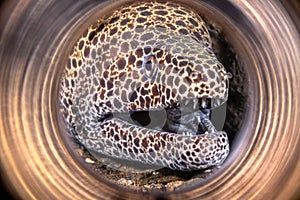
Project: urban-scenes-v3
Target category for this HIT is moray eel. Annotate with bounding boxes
[60,1,231,170]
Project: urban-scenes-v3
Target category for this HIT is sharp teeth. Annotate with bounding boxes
[196,115,201,123]
[201,100,207,108]
[182,132,194,136]
[184,100,189,106]
[193,99,197,110]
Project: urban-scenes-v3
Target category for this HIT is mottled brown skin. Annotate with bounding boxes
[60,2,230,170]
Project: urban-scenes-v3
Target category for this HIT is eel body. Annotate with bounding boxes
[60,1,230,170]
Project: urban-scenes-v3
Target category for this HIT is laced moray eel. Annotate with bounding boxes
[60,1,231,170]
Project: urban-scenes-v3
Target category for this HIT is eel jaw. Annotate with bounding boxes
[113,97,225,136]
[165,97,221,136]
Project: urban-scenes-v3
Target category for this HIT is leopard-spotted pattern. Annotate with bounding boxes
[60,1,230,170]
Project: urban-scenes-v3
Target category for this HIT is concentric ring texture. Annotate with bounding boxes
[0,0,299,199]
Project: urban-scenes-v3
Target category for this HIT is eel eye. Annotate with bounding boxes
[142,55,158,79]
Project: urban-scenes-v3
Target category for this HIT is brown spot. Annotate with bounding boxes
[64,79,69,87]
[107,80,113,90]
[139,96,145,107]
[156,50,163,58]
[167,24,176,30]
[88,31,96,41]
[110,27,118,36]
[145,96,151,107]
[78,40,84,50]
[133,147,139,154]
[154,10,168,15]
[144,47,151,54]
[93,93,97,102]
[152,85,159,96]
[166,54,171,63]
[100,89,105,99]
[63,98,69,108]
[149,136,154,142]
[100,34,105,42]
[174,9,186,15]
[129,91,138,102]
[154,143,160,151]
[100,79,105,87]
[156,17,166,23]
[194,31,202,41]
[107,90,113,97]
[140,87,148,96]
[142,138,148,148]
[97,23,105,32]
[72,58,77,68]
[141,11,152,16]
[186,66,193,74]
[172,58,178,66]
[120,19,130,26]
[134,138,140,147]
[121,8,130,13]
[137,17,147,23]
[114,134,120,141]
[122,142,128,148]
[117,57,126,69]
[154,5,165,9]
[109,16,119,24]
[84,47,90,58]
[166,88,171,99]
[135,48,143,58]
[137,6,148,11]
[188,18,199,26]
[128,54,136,65]
[179,61,188,67]
[103,71,109,78]
[82,29,88,38]
[176,20,185,26]
[181,154,187,161]
[179,29,188,35]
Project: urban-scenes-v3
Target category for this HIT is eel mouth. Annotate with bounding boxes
[114,97,225,136]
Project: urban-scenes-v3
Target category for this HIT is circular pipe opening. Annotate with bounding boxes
[55,0,247,193]
[1,0,299,199]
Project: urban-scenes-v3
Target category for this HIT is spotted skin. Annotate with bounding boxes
[60,2,230,170]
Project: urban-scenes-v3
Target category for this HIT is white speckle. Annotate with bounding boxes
[85,157,95,164]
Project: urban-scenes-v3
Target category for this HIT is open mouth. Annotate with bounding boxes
[114,97,225,136]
